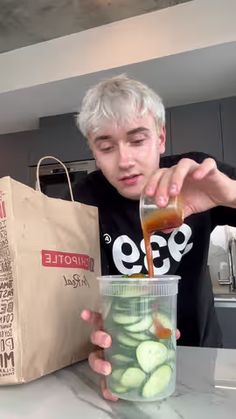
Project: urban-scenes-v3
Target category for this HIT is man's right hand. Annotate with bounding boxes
[80,309,119,401]
[81,309,181,401]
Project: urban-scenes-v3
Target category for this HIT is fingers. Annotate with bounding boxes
[166,158,198,198]
[145,168,170,205]
[82,310,117,401]
[192,157,217,180]
[176,329,181,340]
[170,157,217,188]
[91,330,112,348]
[81,309,112,348]
[144,161,196,206]
[101,378,119,402]
[145,157,217,206]
[88,349,112,375]
[153,170,174,207]
[81,309,103,329]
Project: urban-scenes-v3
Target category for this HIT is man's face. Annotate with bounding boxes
[88,113,166,200]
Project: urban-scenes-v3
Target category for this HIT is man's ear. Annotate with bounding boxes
[159,125,166,155]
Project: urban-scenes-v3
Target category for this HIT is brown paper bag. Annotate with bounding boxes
[0,157,101,384]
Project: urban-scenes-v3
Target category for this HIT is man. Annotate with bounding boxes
[72,74,236,400]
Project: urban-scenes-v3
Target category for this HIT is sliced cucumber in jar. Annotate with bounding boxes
[112,312,141,325]
[111,368,125,382]
[120,367,146,388]
[113,298,155,315]
[117,332,140,348]
[109,382,129,394]
[111,353,134,365]
[168,349,176,361]
[126,331,151,341]
[115,343,136,356]
[124,315,153,332]
[136,341,168,373]
[142,364,172,398]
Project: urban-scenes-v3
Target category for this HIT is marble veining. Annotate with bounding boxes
[0,346,236,418]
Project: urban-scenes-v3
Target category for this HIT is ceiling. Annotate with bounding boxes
[0,0,236,135]
[0,0,191,53]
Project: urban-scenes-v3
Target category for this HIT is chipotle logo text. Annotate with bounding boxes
[41,250,94,272]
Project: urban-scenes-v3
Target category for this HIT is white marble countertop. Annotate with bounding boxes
[0,346,236,419]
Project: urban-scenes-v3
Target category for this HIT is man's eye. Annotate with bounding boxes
[131,139,144,145]
[100,146,113,153]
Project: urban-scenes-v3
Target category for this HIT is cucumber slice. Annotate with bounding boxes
[126,331,150,341]
[136,341,168,373]
[109,382,128,394]
[116,343,135,356]
[111,353,134,365]
[113,301,152,315]
[111,368,125,382]
[117,332,140,347]
[112,312,141,325]
[120,296,156,305]
[168,349,175,361]
[142,365,172,398]
[113,303,129,312]
[120,367,146,388]
[168,360,175,371]
[124,315,153,332]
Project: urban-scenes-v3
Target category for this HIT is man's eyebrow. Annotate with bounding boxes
[94,135,112,143]
[127,127,149,135]
[93,127,149,142]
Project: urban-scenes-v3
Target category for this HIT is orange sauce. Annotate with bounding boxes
[141,198,183,339]
[153,317,172,339]
[142,203,183,277]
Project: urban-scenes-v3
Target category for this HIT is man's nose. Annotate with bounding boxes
[118,144,134,168]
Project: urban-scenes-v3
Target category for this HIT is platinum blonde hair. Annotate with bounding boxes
[77,74,165,137]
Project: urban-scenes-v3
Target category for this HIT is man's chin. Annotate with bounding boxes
[116,187,141,201]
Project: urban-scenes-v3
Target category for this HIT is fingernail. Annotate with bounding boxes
[102,363,111,375]
[157,196,167,206]
[102,335,111,348]
[170,184,178,194]
[81,310,89,320]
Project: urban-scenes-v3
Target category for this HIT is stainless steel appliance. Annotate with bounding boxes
[29,159,96,199]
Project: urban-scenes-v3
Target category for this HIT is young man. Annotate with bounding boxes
[73,74,236,400]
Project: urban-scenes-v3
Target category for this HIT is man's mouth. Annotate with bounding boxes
[119,174,141,186]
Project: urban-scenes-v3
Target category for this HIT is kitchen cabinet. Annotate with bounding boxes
[220,97,236,167]
[29,113,93,165]
[0,129,38,185]
[169,101,223,160]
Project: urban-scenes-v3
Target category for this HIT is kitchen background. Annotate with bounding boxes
[0,0,236,347]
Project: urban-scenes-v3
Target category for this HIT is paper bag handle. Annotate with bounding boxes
[36,156,74,201]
